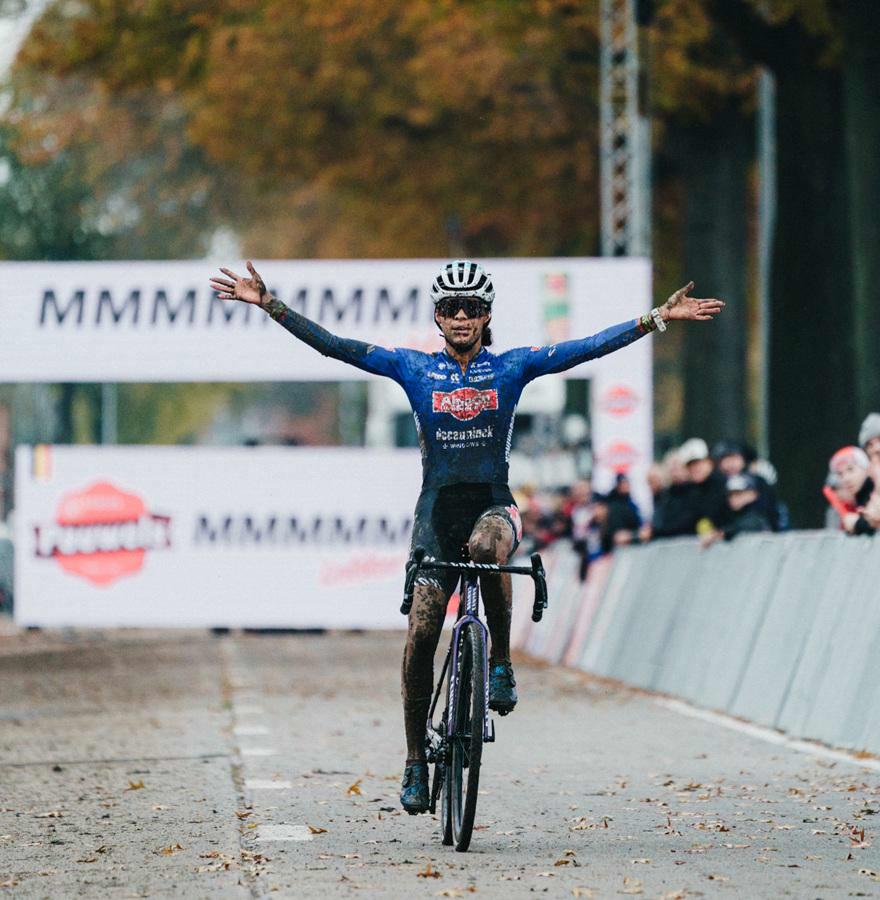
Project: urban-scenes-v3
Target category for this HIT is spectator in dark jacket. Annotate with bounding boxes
[680,438,729,533]
[651,450,698,538]
[602,474,642,552]
[701,474,771,546]
[713,440,782,530]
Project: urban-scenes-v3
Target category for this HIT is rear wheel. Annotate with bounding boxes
[443,621,486,852]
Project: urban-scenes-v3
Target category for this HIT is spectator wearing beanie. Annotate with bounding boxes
[827,446,876,536]
[712,440,782,531]
[701,474,771,546]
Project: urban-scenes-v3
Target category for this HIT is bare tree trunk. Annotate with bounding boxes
[769,56,854,526]
[677,102,751,447]
[843,3,880,418]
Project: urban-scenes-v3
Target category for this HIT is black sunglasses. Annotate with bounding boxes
[435,297,490,319]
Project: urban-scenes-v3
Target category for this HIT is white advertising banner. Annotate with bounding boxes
[0,257,653,497]
[14,445,423,628]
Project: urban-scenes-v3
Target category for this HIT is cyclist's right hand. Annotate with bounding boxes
[209,261,269,307]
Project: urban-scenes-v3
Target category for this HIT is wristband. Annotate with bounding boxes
[264,298,286,321]
[650,307,667,332]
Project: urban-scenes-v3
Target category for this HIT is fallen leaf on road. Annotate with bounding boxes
[76,857,98,863]
[537,872,555,877]
[0,879,18,888]
[235,810,252,819]
[417,862,441,879]
[572,889,596,898]
[308,825,328,834]
[435,890,464,898]
[631,859,651,864]
[157,843,185,856]
[708,874,729,882]
[347,779,363,796]
[620,876,643,894]
[34,811,63,818]
[125,780,145,791]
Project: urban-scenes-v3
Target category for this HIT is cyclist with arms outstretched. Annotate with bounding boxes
[210,260,724,814]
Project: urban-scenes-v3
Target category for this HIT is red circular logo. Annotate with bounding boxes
[599,441,639,474]
[601,384,639,417]
[34,482,171,586]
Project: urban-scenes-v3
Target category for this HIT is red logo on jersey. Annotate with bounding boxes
[33,482,171,586]
[432,388,499,422]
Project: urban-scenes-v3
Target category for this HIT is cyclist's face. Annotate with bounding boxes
[435,297,491,352]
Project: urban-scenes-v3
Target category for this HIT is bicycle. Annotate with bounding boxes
[400,546,548,851]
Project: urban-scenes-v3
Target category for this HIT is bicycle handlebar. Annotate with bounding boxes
[400,546,549,623]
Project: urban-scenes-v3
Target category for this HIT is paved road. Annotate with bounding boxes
[1,630,878,898]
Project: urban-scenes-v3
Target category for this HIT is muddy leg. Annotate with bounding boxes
[468,516,514,664]
[400,582,448,761]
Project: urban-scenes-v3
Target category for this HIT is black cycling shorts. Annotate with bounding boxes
[410,482,523,596]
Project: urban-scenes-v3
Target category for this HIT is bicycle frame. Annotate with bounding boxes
[445,573,493,743]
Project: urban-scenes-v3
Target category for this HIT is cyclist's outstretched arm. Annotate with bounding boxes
[520,282,724,381]
[210,261,402,380]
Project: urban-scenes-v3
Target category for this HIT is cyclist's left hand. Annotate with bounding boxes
[661,282,725,322]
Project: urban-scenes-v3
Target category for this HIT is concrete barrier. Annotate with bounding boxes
[513,532,880,754]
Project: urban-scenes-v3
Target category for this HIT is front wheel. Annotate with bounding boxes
[443,621,486,852]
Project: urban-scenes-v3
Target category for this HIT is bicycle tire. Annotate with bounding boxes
[444,620,486,852]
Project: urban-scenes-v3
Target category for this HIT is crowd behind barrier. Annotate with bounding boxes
[513,411,880,578]
[511,529,880,754]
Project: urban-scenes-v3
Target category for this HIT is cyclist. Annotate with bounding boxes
[209,259,724,814]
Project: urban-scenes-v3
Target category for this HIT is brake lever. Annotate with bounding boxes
[400,546,426,616]
[530,552,548,623]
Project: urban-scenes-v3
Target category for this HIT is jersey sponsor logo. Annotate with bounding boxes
[32,482,172,586]
[601,384,639,417]
[435,426,494,442]
[469,373,494,384]
[432,388,499,421]
[427,371,447,380]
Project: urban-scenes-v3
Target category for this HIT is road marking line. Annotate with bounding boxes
[256,825,312,842]
[240,747,277,757]
[245,779,293,790]
[656,697,880,773]
[234,725,270,736]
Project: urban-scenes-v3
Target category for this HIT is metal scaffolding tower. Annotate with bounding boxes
[600,0,651,257]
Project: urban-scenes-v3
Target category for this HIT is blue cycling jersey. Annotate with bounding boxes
[265,299,651,490]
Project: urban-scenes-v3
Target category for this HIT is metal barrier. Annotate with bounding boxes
[514,533,880,753]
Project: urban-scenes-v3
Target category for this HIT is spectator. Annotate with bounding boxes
[679,437,729,534]
[859,413,880,488]
[564,480,603,580]
[701,473,772,546]
[827,446,876,536]
[651,450,698,538]
[713,440,783,531]
[602,473,642,551]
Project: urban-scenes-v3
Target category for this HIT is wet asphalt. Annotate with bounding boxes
[0,629,879,899]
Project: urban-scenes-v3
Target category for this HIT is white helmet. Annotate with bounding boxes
[430,259,495,306]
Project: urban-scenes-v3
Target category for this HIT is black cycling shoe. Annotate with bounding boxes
[400,761,430,815]
[488,661,518,715]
